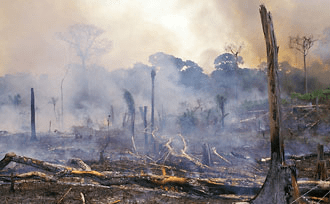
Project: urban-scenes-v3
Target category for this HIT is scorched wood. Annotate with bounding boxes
[251,5,301,204]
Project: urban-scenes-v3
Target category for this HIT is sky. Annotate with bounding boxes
[1,0,330,76]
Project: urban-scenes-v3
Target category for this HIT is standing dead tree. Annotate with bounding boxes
[289,34,315,94]
[97,129,123,164]
[123,90,136,152]
[150,69,156,154]
[215,94,228,128]
[139,106,148,153]
[30,88,37,141]
[252,5,302,204]
[49,97,58,122]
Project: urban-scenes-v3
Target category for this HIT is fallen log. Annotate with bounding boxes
[0,172,58,183]
[0,152,76,173]
[211,147,231,164]
[0,152,261,197]
[163,135,210,170]
[68,158,91,171]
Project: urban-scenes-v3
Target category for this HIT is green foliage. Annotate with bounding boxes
[239,99,268,111]
[281,99,290,105]
[291,89,329,101]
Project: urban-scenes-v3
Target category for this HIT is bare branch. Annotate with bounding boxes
[289,35,316,56]
[225,43,244,58]
[56,24,112,66]
[288,34,316,93]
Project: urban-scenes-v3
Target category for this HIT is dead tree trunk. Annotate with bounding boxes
[111,105,114,125]
[202,143,212,166]
[31,88,37,141]
[252,5,299,204]
[143,106,148,153]
[260,7,283,165]
[151,69,156,154]
[316,96,319,118]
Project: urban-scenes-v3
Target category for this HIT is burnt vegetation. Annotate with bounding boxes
[3,10,330,204]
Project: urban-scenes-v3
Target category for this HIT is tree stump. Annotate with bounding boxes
[316,160,327,180]
[251,155,297,204]
[316,144,327,180]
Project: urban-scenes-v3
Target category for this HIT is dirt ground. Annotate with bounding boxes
[0,181,242,204]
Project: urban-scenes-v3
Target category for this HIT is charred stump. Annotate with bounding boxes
[316,144,327,180]
[251,5,299,204]
[10,172,15,193]
[124,90,136,151]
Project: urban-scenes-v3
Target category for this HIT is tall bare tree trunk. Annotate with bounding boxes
[252,5,299,204]
[111,105,114,125]
[143,106,148,153]
[31,88,37,141]
[304,53,307,94]
[259,5,283,166]
[61,78,64,131]
[151,69,156,153]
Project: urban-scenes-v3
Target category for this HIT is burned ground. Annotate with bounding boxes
[0,104,330,203]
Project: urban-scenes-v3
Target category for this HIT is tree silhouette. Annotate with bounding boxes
[225,43,244,99]
[57,24,112,69]
[214,53,242,72]
[289,35,316,93]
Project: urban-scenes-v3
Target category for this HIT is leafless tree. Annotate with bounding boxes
[225,43,244,63]
[225,43,244,99]
[289,35,316,93]
[49,97,58,121]
[57,24,111,130]
[57,24,112,69]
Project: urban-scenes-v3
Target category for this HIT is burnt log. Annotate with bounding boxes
[68,158,91,171]
[0,152,260,197]
[0,171,57,183]
[0,152,77,173]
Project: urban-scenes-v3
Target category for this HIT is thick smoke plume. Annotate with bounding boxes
[2,1,330,76]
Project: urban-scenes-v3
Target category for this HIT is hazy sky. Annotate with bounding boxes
[1,0,330,76]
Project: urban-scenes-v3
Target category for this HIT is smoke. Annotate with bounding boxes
[0,0,88,76]
[180,0,330,71]
[2,1,330,161]
[2,1,330,76]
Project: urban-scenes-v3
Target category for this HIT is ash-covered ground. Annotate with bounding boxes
[0,104,329,203]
